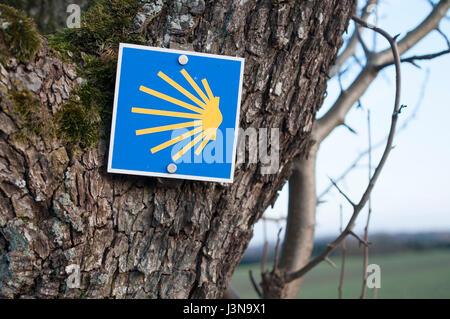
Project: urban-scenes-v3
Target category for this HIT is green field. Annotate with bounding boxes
[231,249,450,299]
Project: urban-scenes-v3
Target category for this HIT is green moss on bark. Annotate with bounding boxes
[48,0,145,149]
[10,88,51,139]
[55,85,100,148]
[49,0,143,57]
[0,4,41,62]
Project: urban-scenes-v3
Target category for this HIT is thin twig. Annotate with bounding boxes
[328,177,356,207]
[372,0,379,50]
[249,270,263,298]
[338,204,347,299]
[342,122,358,135]
[318,69,429,202]
[436,28,450,47]
[361,109,373,299]
[272,228,283,274]
[378,48,450,69]
[356,22,372,59]
[286,15,402,283]
[318,154,366,202]
[329,0,379,78]
[315,1,449,143]
[324,257,337,269]
[349,230,370,247]
[353,54,364,68]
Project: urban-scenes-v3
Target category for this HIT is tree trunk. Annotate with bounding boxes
[0,0,353,299]
[278,143,318,298]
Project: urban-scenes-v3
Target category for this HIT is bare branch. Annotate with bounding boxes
[338,205,347,299]
[329,0,379,78]
[318,69,429,202]
[356,22,373,59]
[337,66,350,91]
[324,257,337,269]
[361,110,373,299]
[372,1,379,50]
[348,15,402,220]
[349,230,370,247]
[378,48,450,69]
[342,122,358,135]
[328,177,357,207]
[318,154,365,202]
[286,16,403,283]
[426,0,438,7]
[272,228,283,274]
[353,54,365,68]
[313,0,449,143]
[376,0,450,65]
[403,48,450,62]
[436,28,450,47]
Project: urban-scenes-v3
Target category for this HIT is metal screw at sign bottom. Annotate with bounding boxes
[167,163,177,174]
[178,55,188,65]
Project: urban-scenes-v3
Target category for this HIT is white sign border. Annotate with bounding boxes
[107,43,245,183]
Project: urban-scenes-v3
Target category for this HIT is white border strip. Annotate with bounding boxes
[107,43,245,183]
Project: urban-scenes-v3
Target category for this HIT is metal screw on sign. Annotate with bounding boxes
[178,55,188,65]
[167,163,177,174]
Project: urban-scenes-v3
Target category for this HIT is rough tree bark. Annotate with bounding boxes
[0,0,354,298]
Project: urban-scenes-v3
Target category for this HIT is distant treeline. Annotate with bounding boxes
[241,231,450,265]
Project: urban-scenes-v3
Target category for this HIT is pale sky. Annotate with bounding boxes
[251,0,450,246]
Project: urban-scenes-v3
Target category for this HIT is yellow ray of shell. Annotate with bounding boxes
[194,130,215,155]
[172,130,207,161]
[135,120,202,136]
[158,71,207,109]
[139,85,204,114]
[132,107,203,120]
[180,69,210,105]
[201,79,215,101]
[151,126,203,154]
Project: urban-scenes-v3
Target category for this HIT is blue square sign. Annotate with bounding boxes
[107,43,245,183]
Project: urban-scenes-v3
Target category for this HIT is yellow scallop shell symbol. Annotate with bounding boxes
[132,68,222,161]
